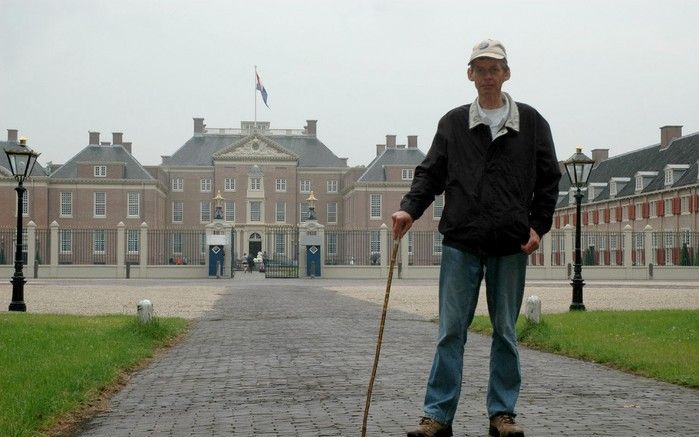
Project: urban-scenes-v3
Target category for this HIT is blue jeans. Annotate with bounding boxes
[423,244,527,423]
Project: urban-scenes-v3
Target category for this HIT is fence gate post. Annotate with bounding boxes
[623,224,633,278]
[139,222,148,278]
[542,231,552,279]
[643,225,654,274]
[50,221,59,277]
[400,232,410,279]
[117,222,125,278]
[564,224,574,279]
[26,221,36,278]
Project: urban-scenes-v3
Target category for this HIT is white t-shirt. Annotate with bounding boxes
[477,97,509,140]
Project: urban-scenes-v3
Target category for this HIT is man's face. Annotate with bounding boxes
[467,58,510,96]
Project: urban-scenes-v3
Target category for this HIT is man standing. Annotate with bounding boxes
[392,39,561,437]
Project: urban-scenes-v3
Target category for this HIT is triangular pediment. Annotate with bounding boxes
[213,133,298,161]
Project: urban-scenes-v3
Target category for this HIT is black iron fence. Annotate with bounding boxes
[408,230,442,266]
[57,229,117,265]
[324,230,382,266]
[264,226,299,278]
[147,229,206,266]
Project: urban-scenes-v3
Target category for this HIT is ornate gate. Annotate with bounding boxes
[264,226,299,278]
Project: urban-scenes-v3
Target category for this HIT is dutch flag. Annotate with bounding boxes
[256,71,270,109]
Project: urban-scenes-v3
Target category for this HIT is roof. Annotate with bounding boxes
[50,144,154,180]
[357,147,426,182]
[557,132,699,208]
[165,132,348,168]
[0,140,48,177]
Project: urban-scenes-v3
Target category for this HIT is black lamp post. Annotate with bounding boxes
[563,146,594,311]
[5,137,40,312]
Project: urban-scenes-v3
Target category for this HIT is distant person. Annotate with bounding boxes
[246,253,255,273]
[393,39,561,437]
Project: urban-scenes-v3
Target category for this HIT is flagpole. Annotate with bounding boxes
[254,66,257,128]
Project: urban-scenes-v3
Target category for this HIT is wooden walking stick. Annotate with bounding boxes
[361,237,401,437]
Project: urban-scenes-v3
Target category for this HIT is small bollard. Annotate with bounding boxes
[525,295,541,324]
[137,299,153,324]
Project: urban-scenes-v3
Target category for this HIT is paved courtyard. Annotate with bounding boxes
[47,277,698,436]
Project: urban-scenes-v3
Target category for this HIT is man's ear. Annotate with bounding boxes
[467,67,475,82]
[504,68,511,81]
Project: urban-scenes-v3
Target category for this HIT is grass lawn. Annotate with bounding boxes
[469,310,698,388]
[0,314,189,437]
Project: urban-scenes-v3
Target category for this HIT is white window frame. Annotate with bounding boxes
[622,206,629,221]
[300,202,310,223]
[650,200,657,218]
[664,233,674,265]
[250,177,262,191]
[274,232,286,256]
[635,176,643,192]
[635,204,643,220]
[20,190,29,217]
[172,233,183,254]
[433,231,443,255]
[93,230,106,255]
[250,201,262,222]
[200,201,211,222]
[327,233,337,256]
[370,230,381,254]
[94,192,106,218]
[172,201,183,223]
[94,165,106,177]
[127,229,139,254]
[276,201,286,223]
[200,178,212,192]
[300,180,311,193]
[127,192,140,218]
[327,180,338,193]
[681,196,690,214]
[664,199,672,216]
[225,201,235,222]
[609,180,617,197]
[60,229,72,254]
[60,192,73,218]
[276,178,287,192]
[172,177,183,191]
[664,169,673,186]
[401,168,414,180]
[370,194,382,219]
[224,178,235,191]
[433,194,444,219]
[327,202,337,224]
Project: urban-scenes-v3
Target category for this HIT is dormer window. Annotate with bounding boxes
[94,165,106,177]
[401,169,414,180]
[634,171,658,192]
[608,177,630,198]
[664,168,673,185]
[635,176,643,191]
[663,164,690,186]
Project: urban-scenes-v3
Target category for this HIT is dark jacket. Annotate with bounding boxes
[400,99,561,256]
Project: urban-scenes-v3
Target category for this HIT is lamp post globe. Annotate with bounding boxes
[563,146,595,311]
[5,137,40,312]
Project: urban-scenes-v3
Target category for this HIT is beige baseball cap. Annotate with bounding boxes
[469,39,507,64]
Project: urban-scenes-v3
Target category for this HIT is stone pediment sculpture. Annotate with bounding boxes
[213,134,298,161]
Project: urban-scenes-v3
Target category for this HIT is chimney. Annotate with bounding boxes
[304,119,318,136]
[407,135,418,148]
[591,148,609,163]
[386,134,396,149]
[193,117,205,134]
[112,132,123,145]
[376,144,386,156]
[122,141,132,154]
[89,131,100,145]
[7,129,18,142]
[660,125,682,150]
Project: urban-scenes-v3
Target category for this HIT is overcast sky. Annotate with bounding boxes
[2,0,698,169]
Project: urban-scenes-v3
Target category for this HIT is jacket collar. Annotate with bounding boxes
[468,92,520,133]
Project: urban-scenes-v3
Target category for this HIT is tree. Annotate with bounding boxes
[679,243,691,266]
